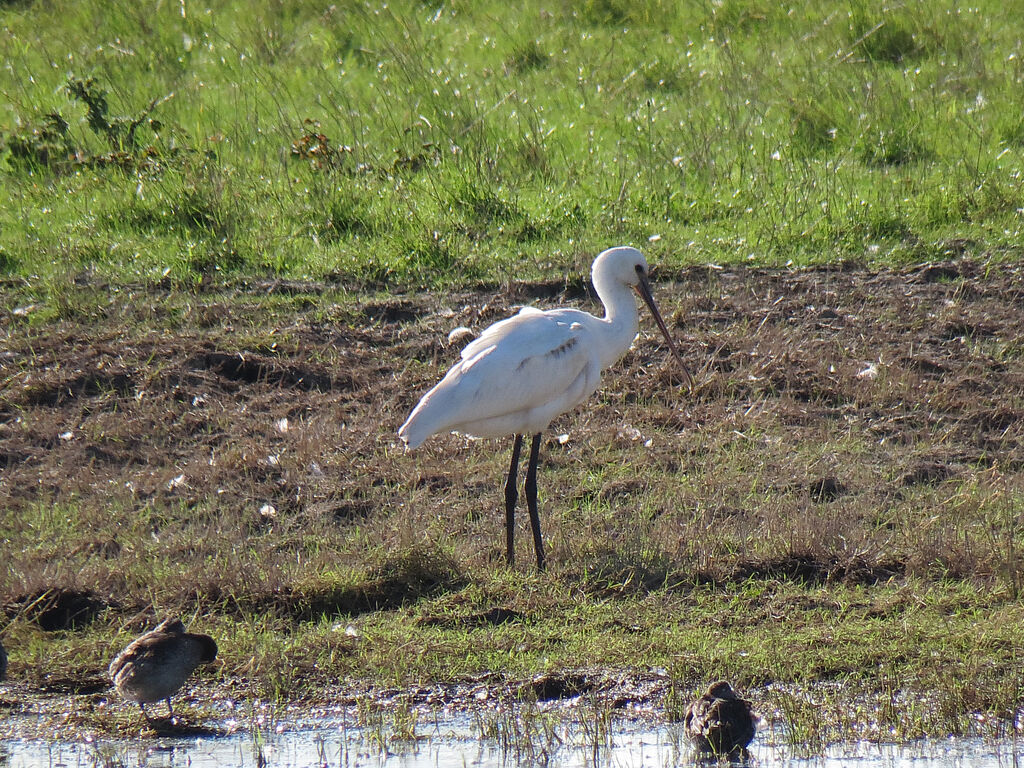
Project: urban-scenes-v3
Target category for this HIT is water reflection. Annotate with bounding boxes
[3,716,1022,768]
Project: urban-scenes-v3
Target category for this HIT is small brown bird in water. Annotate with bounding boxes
[108,617,217,720]
[683,681,757,757]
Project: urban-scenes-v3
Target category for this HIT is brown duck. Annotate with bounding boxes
[109,617,217,719]
[683,681,757,757]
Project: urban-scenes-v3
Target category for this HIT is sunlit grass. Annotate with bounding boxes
[1,0,1022,305]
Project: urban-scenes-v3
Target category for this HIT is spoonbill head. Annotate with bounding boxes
[398,246,691,569]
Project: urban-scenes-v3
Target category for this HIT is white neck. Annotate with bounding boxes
[593,272,640,370]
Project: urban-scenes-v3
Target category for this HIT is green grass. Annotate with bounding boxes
[2,0,1024,745]
[2,0,1023,306]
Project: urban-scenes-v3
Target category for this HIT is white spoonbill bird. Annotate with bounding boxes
[398,246,692,570]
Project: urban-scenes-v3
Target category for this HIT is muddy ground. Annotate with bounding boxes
[1,257,1023,736]
[2,258,1021,544]
[0,665,677,739]
[4,259,1021,512]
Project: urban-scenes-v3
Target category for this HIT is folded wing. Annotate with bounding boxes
[399,308,597,447]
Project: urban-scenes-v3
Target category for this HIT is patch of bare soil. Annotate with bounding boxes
[1,259,1021,579]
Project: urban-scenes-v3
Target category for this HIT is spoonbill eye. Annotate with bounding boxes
[634,264,645,275]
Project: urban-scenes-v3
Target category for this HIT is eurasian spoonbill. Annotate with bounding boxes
[398,246,691,570]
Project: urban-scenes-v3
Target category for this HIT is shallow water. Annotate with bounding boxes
[3,715,1022,768]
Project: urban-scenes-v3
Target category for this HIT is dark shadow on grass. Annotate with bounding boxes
[253,545,466,621]
[5,588,113,631]
[21,371,135,407]
[186,350,339,392]
[719,553,905,587]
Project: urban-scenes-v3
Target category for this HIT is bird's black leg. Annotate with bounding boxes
[166,697,175,718]
[139,702,151,721]
[504,434,523,566]
[524,433,545,571]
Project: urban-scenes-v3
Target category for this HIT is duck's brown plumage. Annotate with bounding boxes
[683,681,757,757]
[109,618,217,718]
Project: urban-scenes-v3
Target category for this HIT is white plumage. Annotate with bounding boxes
[400,307,600,447]
[399,246,690,569]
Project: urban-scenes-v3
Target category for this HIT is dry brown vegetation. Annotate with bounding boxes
[2,259,1022,611]
[0,259,1023,734]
